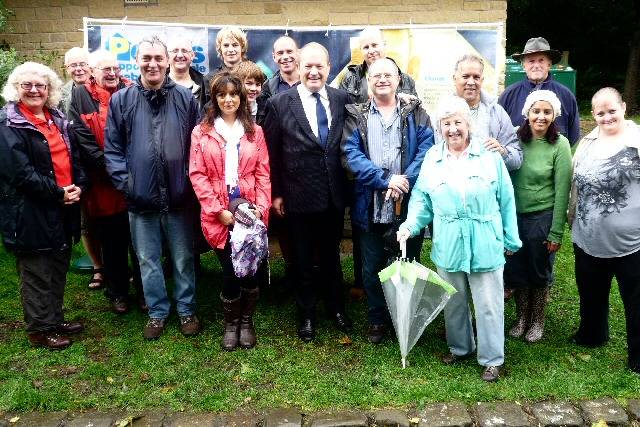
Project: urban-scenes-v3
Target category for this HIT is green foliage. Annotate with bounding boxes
[0,48,20,105]
[0,0,12,33]
[0,229,638,412]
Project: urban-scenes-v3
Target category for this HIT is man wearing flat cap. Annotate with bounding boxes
[498,37,580,145]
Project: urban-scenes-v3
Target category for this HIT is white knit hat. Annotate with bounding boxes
[521,89,562,120]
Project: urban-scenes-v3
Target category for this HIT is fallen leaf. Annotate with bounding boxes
[106,376,115,384]
[243,396,252,403]
[161,386,175,393]
[9,416,19,423]
[577,353,591,362]
[592,420,608,427]
[240,363,252,374]
[338,335,353,346]
[409,417,420,424]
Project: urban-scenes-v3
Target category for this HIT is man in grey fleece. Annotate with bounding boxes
[452,53,522,172]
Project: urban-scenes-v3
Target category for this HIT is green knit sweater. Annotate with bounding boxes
[510,134,572,243]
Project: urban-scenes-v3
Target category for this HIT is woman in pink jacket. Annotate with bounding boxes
[189,72,271,351]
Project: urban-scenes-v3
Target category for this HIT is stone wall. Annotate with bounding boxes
[0,0,506,76]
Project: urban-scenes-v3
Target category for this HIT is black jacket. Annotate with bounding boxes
[263,85,349,214]
[167,66,208,114]
[104,77,200,213]
[339,57,417,104]
[0,102,87,253]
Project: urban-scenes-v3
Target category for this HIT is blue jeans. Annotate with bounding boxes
[438,267,505,367]
[129,210,196,319]
[360,223,423,325]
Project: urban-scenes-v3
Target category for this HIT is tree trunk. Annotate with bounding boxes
[623,28,640,113]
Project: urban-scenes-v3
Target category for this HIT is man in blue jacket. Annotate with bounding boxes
[341,58,434,343]
[104,36,201,340]
[498,37,580,145]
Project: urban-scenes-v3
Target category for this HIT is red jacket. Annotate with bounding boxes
[69,78,132,217]
[189,123,271,249]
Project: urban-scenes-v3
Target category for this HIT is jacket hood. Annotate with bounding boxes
[347,56,404,77]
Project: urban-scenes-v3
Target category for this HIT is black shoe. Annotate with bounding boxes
[333,312,353,333]
[297,318,315,342]
[442,352,474,364]
[367,324,385,344]
[481,365,502,382]
[569,333,607,348]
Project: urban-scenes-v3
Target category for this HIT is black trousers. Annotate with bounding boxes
[574,244,640,368]
[17,249,71,333]
[288,208,345,319]
[94,211,141,300]
[215,238,259,300]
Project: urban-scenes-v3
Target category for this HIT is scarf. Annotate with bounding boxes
[214,116,245,194]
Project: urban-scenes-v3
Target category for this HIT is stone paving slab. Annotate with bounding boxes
[131,411,166,427]
[579,398,629,426]
[263,408,303,427]
[630,400,640,421]
[418,402,472,427]
[164,412,218,426]
[475,402,531,427]
[530,401,583,427]
[211,412,260,426]
[371,409,410,427]
[3,411,67,427]
[65,412,118,427]
[308,411,368,427]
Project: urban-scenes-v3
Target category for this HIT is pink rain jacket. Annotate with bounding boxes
[189,123,271,249]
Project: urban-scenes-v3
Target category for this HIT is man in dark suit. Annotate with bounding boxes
[263,42,352,342]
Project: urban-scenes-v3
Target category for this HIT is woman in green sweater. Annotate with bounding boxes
[504,90,572,342]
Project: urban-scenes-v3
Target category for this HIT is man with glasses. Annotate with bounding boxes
[60,47,90,114]
[68,50,143,316]
[167,37,207,112]
[104,36,201,340]
[341,58,434,343]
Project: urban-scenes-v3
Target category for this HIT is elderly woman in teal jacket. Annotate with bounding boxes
[398,96,521,382]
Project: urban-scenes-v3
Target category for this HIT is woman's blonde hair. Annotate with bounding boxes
[1,61,64,109]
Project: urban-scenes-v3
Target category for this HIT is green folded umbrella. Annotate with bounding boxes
[378,244,456,368]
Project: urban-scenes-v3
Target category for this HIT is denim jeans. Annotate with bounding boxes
[438,267,505,367]
[129,210,196,319]
[360,223,423,325]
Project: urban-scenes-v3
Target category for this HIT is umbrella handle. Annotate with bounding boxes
[400,239,407,259]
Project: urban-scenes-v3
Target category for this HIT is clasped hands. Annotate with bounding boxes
[62,184,81,205]
[385,174,409,202]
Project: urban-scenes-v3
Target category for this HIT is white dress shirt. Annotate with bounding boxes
[297,84,332,139]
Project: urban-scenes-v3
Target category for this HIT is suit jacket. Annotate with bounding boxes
[263,85,349,214]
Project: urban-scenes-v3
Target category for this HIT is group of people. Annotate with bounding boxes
[0,26,638,382]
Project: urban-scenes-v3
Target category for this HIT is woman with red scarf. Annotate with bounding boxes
[68,50,141,315]
[0,62,87,349]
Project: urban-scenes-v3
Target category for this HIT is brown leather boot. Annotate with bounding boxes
[508,289,530,338]
[525,287,548,343]
[221,294,242,351]
[28,331,71,350]
[238,287,259,349]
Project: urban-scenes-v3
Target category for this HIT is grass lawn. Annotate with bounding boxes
[0,229,638,413]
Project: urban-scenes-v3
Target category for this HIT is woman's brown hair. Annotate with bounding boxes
[201,71,254,138]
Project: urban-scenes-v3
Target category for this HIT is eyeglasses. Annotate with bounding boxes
[169,48,193,55]
[19,82,47,91]
[370,73,397,81]
[66,62,88,69]
[97,66,121,74]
